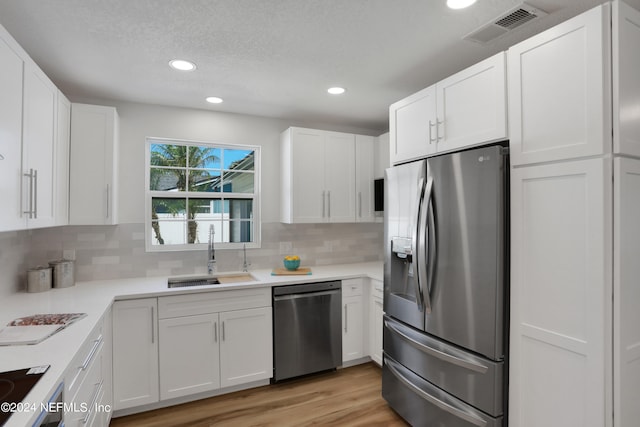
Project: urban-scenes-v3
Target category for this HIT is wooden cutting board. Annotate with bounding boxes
[271,267,312,276]
[217,274,255,284]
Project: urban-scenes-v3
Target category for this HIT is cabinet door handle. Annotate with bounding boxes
[344,305,348,333]
[106,184,110,219]
[33,169,38,219]
[222,321,225,341]
[80,335,103,371]
[23,169,35,218]
[0,153,4,160]
[214,321,218,342]
[437,119,445,141]
[82,379,104,425]
[428,120,437,143]
[327,191,331,218]
[358,192,362,218]
[151,306,155,344]
[322,191,325,218]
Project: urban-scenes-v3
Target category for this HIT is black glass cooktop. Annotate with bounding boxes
[0,365,49,426]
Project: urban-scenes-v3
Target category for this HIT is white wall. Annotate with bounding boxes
[106,101,379,224]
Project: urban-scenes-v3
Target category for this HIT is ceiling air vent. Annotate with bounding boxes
[463,2,548,44]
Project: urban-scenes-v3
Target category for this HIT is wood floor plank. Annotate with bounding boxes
[109,363,407,427]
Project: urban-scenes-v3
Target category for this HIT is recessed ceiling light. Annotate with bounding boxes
[328,87,346,95]
[447,0,476,9]
[206,96,224,104]
[169,59,196,71]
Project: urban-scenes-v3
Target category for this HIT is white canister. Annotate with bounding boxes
[49,259,75,288]
[27,266,52,293]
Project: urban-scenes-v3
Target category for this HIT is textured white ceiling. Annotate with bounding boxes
[0,0,637,132]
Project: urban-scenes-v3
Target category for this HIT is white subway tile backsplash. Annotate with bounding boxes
[158,260,184,269]
[0,221,383,289]
[77,233,107,242]
[92,256,121,265]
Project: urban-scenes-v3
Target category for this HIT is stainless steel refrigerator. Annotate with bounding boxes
[382,144,509,427]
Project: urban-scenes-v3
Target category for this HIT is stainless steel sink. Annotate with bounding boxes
[167,273,256,288]
[167,276,220,288]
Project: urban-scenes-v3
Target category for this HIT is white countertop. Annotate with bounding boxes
[0,261,382,427]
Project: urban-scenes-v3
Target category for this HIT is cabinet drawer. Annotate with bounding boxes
[371,279,383,294]
[65,321,103,399]
[342,279,363,297]
[65,343,103,427]
[159,287,271,319]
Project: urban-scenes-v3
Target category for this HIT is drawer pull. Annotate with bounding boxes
[80,335,103,371]
[82,379,104,424]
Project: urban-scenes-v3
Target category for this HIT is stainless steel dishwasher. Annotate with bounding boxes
[272,280,342,382]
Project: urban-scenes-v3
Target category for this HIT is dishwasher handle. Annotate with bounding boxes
[273,289,340,302]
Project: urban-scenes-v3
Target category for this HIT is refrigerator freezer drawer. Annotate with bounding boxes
[384,315,504,417]
[383,355,503,427]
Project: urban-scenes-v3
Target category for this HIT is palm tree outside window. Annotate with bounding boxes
[146,138,260,251]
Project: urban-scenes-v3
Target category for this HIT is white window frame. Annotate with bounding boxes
[145,137,261,252]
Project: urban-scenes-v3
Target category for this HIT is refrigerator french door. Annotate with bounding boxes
[383,144,509,426]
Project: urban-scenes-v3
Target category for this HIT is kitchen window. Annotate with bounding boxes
[145,138,260,251]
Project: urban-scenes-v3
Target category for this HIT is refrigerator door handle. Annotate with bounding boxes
[411,177,426,312]
[421,176,434,314]
[386,357,488,427]
[385,318,488,373]
[423,177,438,313]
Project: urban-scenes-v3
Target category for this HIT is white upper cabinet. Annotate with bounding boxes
[355,135,375,223]
[0,23,67,231]
[324,131,356,223]
[281,127,325,223]
[613,1,640,157]
[69,103,119,225]
[281,127,357,223]
[22,59,57,229]
[55,91,71,226]
[0,31,25,232]
[508,6,610,165]
[436,52,507,154]
[390,52,507,165]
[390,85,437,164]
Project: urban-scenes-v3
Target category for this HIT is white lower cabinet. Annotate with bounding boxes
[159,313,220,400]
[64,313,111,427]
[369,279,383,366]
[614,157,640,427]
[510,158,611,427]
[342,279,365,362]
[112,298,159,411]
[219,307,272,388]
[157,288,272,401]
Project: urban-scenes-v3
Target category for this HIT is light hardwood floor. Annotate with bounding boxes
[109,363,407,427]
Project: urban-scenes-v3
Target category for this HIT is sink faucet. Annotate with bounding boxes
[207,225,216,275]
